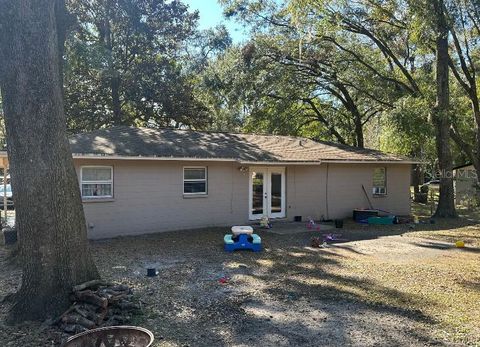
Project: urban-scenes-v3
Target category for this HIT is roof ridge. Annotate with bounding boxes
[68,125,415,163]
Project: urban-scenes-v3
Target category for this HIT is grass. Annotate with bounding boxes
[326,204,480,345]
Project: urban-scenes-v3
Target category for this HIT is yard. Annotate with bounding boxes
[0,206,479,346]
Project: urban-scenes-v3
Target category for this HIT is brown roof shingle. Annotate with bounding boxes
[69,126,413,163]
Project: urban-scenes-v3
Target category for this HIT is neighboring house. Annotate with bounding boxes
[0,126,416,239]
[453,163,478,204]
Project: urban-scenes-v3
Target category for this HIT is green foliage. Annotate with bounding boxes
[379,96,435,157]
[209,0,478,176]
[64,0,211,132]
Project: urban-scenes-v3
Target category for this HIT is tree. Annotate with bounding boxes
[65,0,210,132]
[217,0,397,147]
[431,0,457,217]
[0,0,99,321]
[220,0,460,211]
[446,0,480,185]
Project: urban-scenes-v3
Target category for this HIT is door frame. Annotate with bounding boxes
[248,167,286,220]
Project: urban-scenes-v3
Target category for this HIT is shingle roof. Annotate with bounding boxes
[69,126,413,163]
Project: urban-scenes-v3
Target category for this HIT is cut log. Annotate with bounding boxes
[62,324,89,334]
[74,290,108,308]
[52,303,77,325]
[61,314,96,329]
[72,280,105,292]
[96,307,109,325]
[57,283,137,333]
[117,301,140,311]
[107,293,128,305]
[109,284,131,292]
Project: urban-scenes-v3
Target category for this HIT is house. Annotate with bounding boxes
[3,126,416,239]
[453,163,478,205]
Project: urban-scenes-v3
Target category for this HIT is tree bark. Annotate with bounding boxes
[0,0,99,322]
[353,112,364,148]
[448,27,480,186]
[432,0,457,218]
[412,164,426,203]
[101,0,123,125]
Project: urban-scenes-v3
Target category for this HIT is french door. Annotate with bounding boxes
[249,167,285,220]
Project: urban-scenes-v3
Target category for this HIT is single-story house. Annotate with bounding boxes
[1,126,416,239]
[453,163,478,205]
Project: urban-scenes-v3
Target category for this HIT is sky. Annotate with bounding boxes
[183,0,249,43]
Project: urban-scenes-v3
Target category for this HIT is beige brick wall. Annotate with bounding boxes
[74,159,411,238]
[75,159,249,239]
[285,163,411,220]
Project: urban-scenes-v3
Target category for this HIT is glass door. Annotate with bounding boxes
[268,168,285,218]
[249,167,285,219]
[249,169,266,220]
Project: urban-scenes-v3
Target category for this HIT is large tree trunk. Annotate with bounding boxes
[111,72,123,125]
[353,111,364,148]
[412,164,427,203]
[102,0,123,125]
[0,0,99,322]
[432,0,457,218]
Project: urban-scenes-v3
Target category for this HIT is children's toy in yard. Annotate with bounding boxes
[260,216,272,229]
[218,276,230,284]
[224,226,262,252]
[323,233,348,243]
[310,237,328,248]
[306,217,320,231]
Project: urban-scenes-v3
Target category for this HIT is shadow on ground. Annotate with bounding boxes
[1,214,478,346]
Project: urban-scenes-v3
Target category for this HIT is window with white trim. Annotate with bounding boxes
[183,167,207,195]
[81,166,113,198]
[372,167,387,195]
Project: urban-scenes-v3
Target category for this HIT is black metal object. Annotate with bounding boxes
[62,326,154,347]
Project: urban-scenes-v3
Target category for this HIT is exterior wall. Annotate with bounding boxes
[74,159,412,239]
[285,165,327,220]
[75,159,249,239]
[286,163,412,220]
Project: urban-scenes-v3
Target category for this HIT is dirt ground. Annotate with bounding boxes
[0,213,479,346]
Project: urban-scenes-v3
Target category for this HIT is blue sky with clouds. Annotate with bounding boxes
[183,0,249,43]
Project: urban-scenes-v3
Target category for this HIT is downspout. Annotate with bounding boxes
[2,158,7,224]
[325,163,330,220]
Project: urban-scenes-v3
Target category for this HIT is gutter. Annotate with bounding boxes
[0,151,419,165]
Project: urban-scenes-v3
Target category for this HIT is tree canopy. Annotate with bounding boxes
[64,0,213,131]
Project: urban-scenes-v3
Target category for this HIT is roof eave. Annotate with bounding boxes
[0,151,419,164]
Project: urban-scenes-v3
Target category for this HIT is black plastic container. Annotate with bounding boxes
[146,268,157,277]
[353,209,378,222]
[3,228,17,245]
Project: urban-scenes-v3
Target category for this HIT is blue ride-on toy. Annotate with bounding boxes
[224,226,262,252]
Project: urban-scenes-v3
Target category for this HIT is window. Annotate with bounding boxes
[81,166,113,199]
[183,167,207,195]
[373,167,387,195]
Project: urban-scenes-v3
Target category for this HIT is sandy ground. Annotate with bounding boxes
[0,219,479,346]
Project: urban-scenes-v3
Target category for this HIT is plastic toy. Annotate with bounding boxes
[455,240,465,248]
[323,233,348,243]
[224,226,262,252]
[306,217,320,231]
[260,216,272,229]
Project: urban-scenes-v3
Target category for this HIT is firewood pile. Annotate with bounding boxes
[55,280,141,334]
